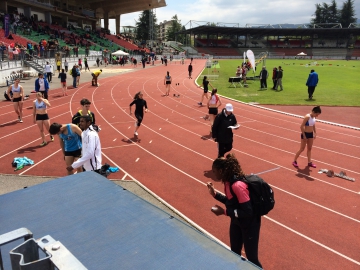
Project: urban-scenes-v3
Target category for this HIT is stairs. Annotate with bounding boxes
[23,58,44,74]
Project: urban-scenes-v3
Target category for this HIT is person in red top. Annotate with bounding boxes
[207,153,262,268]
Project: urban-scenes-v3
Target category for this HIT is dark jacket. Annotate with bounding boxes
[71,66,77,78]
[212,109,237,144]
[277,69,283,79]
[272,69,278,80]
[188,64,193,72]
[72,110,96,126]
[259,69,268,79]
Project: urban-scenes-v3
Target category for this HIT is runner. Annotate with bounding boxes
[7,78,24,123]
[129,91,148,136]
[58,68,67,96]
[164,71,172,96]
[292,106,322,168]
[33,92,53,146]
[72,98,96,127]
[49,122,83,175]
[198,76,213,106]
[207,88,222,133]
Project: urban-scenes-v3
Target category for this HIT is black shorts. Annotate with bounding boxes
[208,107,218,115]
[13,97,22,102]
[166,81,171,85]
[57,66,60,71]
[65,148,82,157]
[36,114,49,121]
[301,132,314,139]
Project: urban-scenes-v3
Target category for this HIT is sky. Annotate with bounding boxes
[104,0,360,34]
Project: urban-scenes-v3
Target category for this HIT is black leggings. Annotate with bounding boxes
[230,217,262,268]
[135,114,143,126]
[218,142,232,158]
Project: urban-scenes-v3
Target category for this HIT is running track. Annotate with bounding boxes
[0,60,359,270]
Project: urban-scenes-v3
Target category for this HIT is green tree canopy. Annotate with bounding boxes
[339,0,357,27]
[135,10,157,41]
[165,15,185,43]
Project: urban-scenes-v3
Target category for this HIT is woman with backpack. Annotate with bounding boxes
[206,88,222,133]
[207,153,262,268]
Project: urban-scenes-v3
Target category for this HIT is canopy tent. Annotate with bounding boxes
[297,52,307,56]
[111,50,129,56]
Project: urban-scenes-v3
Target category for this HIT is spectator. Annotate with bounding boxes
[306,69,319,100]
[271,67,278,90]
[35,73,50,100]
[44,61,53,82]
[275,66,283,91]
[72,98,95,127]
[71,65,77,88]
[212,104,239,158]
[259,66,269,89]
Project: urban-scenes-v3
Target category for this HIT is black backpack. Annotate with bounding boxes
[230,174,275,216]
[4,90,13,101]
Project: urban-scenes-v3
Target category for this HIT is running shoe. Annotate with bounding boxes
[50,135,54,141]
[198,102,202,105]
[19,119,23,123]
[40,141,47,146]
[134,131,138,136]
[308,162,316,168]
[292,161,298,167]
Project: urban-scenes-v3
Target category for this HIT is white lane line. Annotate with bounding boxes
[113,138,117,141]
[149,140,152,144]
[102,145,135,150]
[254,167,280,175]
[0,112,69,140]
[159,128,161,131]
[135,158,139,162]
[265,216,360,265]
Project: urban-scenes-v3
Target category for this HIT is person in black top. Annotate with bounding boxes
[129,91,148,136]
[198,76,213,106]
[212,103,239,158]
[58,69,67,96]
[72,98,95,127]
[188,63,193,79]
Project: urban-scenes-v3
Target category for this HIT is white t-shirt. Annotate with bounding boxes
[44,65,52,73]
[39,78,45,91]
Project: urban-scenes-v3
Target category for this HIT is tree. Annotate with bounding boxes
[165,15,184,43]
[339,0,357,27]
[135,10,157,41]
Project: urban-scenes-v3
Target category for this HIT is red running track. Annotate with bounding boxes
[0,60,359,270]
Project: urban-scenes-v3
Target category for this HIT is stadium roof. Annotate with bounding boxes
[178,25,360,38]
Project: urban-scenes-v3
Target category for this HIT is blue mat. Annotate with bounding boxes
[0,172,259,269]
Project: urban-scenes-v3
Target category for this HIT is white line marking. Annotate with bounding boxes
[149,140,152,143]
[254,167,280,175]
[265,216,360,265]
[135,158,139,162]
[113,138,117,142]
[102,145,135,150]
[159,128,161,131]
[19,149,62,175]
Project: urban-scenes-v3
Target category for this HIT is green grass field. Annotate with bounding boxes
[196,59,360,106]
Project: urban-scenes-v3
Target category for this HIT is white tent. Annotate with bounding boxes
[111,50,129,56]
[297,52,307,56]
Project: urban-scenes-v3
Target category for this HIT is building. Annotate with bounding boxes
[158,20,173,42]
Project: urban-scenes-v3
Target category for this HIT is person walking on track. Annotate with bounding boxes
[292,106,322,168]
[198,76,213,106]
[7,78,24,123]
[58,68,67,96]
[35,73,50,100]
[207,88,222,133]
[207,153,262,268]
[49,122,83,175]
[212,103,239,158]
[129,91,148,136]
[164,71,172,96]
[33,92,53,146]
[188,63,193,79]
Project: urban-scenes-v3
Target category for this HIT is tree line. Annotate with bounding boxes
[311,0,357,26]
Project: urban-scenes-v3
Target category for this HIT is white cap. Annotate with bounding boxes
[225,103,233,112]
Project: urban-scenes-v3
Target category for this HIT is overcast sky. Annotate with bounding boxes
[104,0,360,33]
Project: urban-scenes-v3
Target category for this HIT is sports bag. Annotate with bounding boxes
[230,174,275,216]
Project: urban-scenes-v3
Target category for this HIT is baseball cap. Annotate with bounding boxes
[225,103,233,112]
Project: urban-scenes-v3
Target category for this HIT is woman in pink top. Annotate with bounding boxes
[207,153,262,268]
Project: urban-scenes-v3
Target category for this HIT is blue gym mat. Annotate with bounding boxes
[0,172,259,269]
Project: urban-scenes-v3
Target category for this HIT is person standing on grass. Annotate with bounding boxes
[259,66,268,89]
[306,69,319,100]
[58,69,67,96]
[212,103,239,158]
[188,63,193,79]
[164,71,172,96]
[275,66,283,91]
[207,88,222,133]
[66,115,102,174]
[292,106,321,168]
[35,73,50,100]
[33,92,53,146]
[7,78,24,123]
[207,153,262,268]
[129,91,148,136]
[49,122,83,175]
[271,67,278,89]
[198,76,213,106]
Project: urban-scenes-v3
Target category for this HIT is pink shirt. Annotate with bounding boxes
[224,181,250,203]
